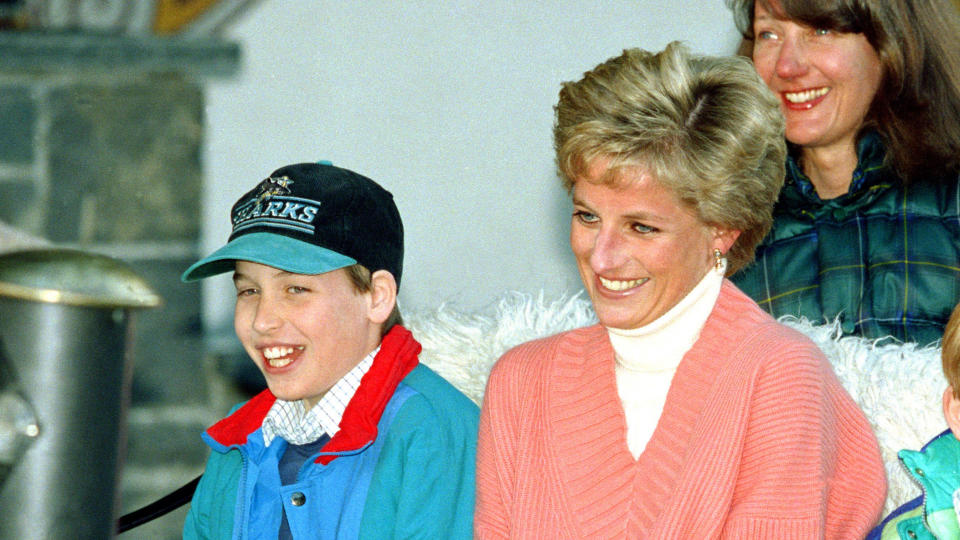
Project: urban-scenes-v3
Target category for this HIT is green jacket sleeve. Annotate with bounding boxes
[182,447,242,540]
[359,391,479,539]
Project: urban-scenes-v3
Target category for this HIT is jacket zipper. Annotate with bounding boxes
[234,448,249,540]
[898,455,933,538]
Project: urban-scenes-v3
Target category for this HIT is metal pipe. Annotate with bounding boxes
[0,249,160,539]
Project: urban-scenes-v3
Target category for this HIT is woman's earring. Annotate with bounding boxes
[713,248,724,273]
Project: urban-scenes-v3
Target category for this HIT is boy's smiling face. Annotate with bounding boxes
[232,261,382,410]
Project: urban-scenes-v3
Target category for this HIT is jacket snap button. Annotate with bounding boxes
[291,492,306,506]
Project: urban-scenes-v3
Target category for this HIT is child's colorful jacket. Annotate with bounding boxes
[868,429,960,540]
[183,325,479,539]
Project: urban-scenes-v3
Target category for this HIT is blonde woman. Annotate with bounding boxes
[474,42,886,539]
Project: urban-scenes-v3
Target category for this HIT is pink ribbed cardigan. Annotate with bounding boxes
[475,281,886,539]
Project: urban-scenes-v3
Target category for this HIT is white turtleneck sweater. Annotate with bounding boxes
[607,260,725,459]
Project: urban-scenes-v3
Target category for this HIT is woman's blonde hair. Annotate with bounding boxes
[554,42,786,274]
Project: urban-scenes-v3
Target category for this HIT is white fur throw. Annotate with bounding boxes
[406,291,944,516]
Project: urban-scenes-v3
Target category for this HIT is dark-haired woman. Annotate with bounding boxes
[728,0,960,345]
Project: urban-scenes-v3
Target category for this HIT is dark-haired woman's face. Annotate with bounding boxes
[751,1,881,153]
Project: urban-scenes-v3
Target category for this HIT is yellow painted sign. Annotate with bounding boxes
[154,0,225,35]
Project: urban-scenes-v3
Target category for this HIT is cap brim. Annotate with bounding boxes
[181,232,357,282]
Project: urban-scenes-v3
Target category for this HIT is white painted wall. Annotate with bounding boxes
[201,1,740,331]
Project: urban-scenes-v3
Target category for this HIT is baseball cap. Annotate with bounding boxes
[181,162,403,285]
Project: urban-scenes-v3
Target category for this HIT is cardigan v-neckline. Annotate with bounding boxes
[543,282,742,536]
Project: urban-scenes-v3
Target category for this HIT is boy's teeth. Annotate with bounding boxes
[263,346,302,367]
[268,356,293,368]
[785,87,829,103]
[599,277,647,291]
[264,346,294,359]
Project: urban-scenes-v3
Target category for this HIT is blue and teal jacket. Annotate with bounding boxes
[867,430,960,540]
[182,326,479,539]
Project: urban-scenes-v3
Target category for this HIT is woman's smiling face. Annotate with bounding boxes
[750,1,882,153]
[570,163,736,330]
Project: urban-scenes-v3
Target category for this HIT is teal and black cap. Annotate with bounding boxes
[181,162,403,285]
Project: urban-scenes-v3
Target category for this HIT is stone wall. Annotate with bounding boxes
[0,31,240,538]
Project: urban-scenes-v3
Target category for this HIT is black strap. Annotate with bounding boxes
[116,474,202,534]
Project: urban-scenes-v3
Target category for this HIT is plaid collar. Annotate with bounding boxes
[780,131,897,223]
[785,130,887,202]
[261,347,378,447]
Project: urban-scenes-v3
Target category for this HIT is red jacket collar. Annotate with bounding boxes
[205,325,421,464]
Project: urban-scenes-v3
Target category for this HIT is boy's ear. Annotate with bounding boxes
[943,386,960,440]
[367,270,397,325]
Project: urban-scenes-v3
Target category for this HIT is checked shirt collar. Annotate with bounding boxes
[261,347,379,447]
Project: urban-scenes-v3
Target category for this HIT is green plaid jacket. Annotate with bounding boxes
[732,132,960,345]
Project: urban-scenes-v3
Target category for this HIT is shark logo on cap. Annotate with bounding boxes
[232,175,320,235]
[257,175,294,199]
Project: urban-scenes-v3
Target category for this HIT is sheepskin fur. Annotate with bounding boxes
[406,291,946,515]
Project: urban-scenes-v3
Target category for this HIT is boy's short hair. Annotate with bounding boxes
[344,263,403,335]
[943,303,960,398]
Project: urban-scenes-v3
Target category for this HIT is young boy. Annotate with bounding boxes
[180,162,479,539]
[868,303,960,540]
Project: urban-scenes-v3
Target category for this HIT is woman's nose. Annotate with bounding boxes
[589,228,627,273]
[774,34,808,79]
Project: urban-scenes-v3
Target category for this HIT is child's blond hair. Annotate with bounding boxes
[942,303,960,398]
